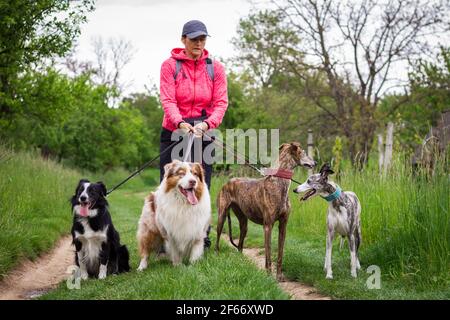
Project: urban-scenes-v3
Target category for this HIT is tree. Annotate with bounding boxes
[268,0,448,166]
[381,46,450,152]
[232,10,305,88]
[91,36,136,93]
[0,0,95,119]
[232,10,344,158]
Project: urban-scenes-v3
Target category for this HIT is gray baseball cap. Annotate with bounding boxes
[182,20,210,39]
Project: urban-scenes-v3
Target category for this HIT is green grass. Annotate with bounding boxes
[210,155,450,299]
[0,147,80,279]
[1,148,287,299]
[0,147,156,280]
[41,187,288,300]
[2,145,448,299]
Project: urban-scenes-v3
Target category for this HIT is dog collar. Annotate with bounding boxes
[262,168,294,180]
[321,185,342,202]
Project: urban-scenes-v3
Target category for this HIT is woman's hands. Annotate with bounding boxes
[178,121,194,133]
[178,121,208,137]
[193,122,208,137]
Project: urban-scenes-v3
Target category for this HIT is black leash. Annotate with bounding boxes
[106,136,184,195]
[202,130,303,185]
[107,129,304,196]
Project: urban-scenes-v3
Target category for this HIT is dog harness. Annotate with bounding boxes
[321,185,342,202]
[262,168,294,180]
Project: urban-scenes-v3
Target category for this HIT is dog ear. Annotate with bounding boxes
[279,143,289,151]
[319,163,334,177]
[289,142,302,154]
[164,162,175,177]
[192,163,205,182]
[75,179,89,195]
[96,181,107,196]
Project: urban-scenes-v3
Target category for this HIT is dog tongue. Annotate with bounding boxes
[186,189,198,205]
[79,205,89,217]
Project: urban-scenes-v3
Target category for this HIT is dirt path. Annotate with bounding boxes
[0,236,73,300]
[224,236,331,300]
[242,247,331,300]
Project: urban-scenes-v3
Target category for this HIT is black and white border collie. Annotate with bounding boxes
[71,179,130,279]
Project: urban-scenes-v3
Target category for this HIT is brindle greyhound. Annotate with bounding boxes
[216,142,316,280]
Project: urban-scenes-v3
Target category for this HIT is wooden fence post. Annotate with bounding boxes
[383,122,394,175]
[378,134,384,175]
[307,129,314,175]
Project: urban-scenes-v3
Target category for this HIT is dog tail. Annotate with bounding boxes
[227,211,238,249]
[355,227,362,253]
[118,245,130,273]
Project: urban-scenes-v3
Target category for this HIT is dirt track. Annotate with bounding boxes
[242,247,331,300]
[0,236,73,300]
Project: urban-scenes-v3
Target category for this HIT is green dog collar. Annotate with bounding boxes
[321,185,342,202]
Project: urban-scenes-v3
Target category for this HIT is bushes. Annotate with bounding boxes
[0,68,162,172]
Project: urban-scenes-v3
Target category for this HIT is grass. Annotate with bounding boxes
[0,146,155,280]
[2,145,448,299]
[1,147,287,299]
[0,147,80,279]
[209,155,450,299]
[41,185,288,300]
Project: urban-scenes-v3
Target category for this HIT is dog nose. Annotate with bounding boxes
[293,188,299,194]
[189,179,196,187]
[80,196,87,202]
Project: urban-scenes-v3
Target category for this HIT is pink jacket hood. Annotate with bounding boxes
[159,48,228,131]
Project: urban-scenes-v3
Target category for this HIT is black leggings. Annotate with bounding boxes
[159,128,213,189]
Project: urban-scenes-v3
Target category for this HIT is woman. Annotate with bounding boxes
[159,20,228,247]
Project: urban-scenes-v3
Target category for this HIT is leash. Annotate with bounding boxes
[106,133,188,195]
[200,129,303,185]
[107,127,305,196]
[182,132,195,162]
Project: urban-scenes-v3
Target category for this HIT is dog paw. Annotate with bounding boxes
[351,271,357,278]
[98,265,107,279]
[325,273,333,280]
[80,271,89,280]
[276,274,286,282]
[137,264,147,272]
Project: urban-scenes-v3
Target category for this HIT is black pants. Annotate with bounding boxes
[159,128,213,189]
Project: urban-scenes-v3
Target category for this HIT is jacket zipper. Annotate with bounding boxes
[191,60,198,118]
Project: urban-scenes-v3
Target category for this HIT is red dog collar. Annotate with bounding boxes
[262,168,294,180]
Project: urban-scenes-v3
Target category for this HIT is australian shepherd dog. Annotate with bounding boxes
[137,160,211,270]
[71,179,130,279]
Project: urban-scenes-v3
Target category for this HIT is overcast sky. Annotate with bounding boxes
[73,0,253,94]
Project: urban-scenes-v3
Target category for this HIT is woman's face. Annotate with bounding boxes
[182,35,207,60]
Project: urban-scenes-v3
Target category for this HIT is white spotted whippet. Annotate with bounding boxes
[294,164,362,279]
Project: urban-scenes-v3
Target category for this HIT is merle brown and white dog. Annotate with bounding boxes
[71,179,130,279]
[216,142,316,281]
[137,160,211,270]
[294,164,362,279]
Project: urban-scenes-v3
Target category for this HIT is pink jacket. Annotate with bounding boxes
[160,48,228,131]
